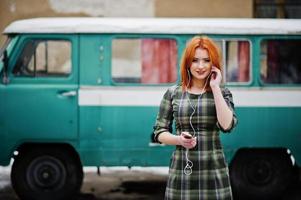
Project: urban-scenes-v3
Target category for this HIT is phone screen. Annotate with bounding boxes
[183,132,192,139]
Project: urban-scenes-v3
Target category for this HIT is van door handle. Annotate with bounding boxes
[58,90,77,97]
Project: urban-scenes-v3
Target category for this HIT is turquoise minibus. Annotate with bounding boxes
[0,18,300,200]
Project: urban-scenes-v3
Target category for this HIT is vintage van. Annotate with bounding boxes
[0,18,301,200]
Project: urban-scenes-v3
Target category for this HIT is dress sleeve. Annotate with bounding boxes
[153,87,174,143]
[216,88,238,133]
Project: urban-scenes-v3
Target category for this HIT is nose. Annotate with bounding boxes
[196,61,207,68]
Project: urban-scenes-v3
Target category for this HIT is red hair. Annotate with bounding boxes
[180,36,222,91]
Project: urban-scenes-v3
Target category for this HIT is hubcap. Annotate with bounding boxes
[246,159,273,185]
[26,155,66,192]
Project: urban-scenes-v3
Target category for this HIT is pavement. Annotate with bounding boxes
[1,166,301,200]
[79,167,168,200]
[0,166,168,200]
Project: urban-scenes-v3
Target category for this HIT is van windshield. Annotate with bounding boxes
[0,36,12,59]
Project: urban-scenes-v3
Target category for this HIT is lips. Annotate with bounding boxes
[195,70,207,75]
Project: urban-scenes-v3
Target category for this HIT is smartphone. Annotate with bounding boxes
[182,132,192,139]
[209,70,216,80]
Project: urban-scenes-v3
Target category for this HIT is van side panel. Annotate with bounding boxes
[221,106,301,165]
[0,34,79,165]
[79,105,173,166]
[78,35,173,166]
[77,34,301,167]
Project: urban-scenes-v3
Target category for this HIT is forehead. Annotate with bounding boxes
[194,47,209,58]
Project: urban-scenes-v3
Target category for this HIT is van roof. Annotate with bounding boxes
[3,17,301,35]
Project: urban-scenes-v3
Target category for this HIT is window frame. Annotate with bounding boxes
[8,34,77,84]
[13,39,72,78]
[109,35,180,86]
[185,36,253,86]
[258,36,301,87]
[219,38,253,86]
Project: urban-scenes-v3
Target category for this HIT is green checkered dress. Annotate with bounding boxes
[154,85,237,200]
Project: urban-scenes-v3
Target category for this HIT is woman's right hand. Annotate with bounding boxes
[178,132,197,149]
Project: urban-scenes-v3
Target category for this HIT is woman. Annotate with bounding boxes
[153,36,237,200]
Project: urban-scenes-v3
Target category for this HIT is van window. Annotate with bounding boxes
[112,38,177,84]
[260,39,301,84]
[220,40,251,83]
[207,39,251,83]
[13,40,71,77]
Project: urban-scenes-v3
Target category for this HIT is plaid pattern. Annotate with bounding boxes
[154,85,237,200]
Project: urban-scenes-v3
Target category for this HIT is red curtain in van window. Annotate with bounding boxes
[238,41,250,82]
[141,39,177,84]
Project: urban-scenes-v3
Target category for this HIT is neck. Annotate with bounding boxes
[191,78,206,90]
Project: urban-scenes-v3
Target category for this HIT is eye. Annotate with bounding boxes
[192,58,198,63]
[204,58,210,62]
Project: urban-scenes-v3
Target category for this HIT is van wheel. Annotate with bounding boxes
[230,149,294,200]
[11,146,83,200]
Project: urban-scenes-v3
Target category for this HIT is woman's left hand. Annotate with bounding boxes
[209,66,222,88]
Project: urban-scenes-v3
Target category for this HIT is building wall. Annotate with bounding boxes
[155,0,253,18]
[0,0,154,45]
[0,0,252,46]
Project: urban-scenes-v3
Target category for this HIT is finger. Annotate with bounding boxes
[211,66,221,74]
[181,138,192,143]
[182,140,192,145]
[186,139,196,144]
[211,66,218,71]
[189,141,196,147]
[190,143,196,149]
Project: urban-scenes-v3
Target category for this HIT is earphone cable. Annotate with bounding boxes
[183,69,212,175]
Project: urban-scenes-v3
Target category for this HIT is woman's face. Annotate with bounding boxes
[189,47,211,81]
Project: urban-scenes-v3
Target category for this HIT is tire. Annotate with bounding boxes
[11,145,83,200]
[230,149,294,200]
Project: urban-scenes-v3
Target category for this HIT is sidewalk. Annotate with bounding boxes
[0,166,168,200]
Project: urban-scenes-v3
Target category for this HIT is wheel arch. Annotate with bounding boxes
[229,147,295,167]
[13,142,82,167]
[229,147,297,199]
[11,142,84,200]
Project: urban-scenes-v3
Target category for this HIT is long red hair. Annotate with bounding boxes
[180,36,222,91]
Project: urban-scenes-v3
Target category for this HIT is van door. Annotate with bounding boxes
[1,35,78,142]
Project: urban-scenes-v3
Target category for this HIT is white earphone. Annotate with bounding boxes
[182,67,212,175]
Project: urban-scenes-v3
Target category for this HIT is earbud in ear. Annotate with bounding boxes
[186,68,191,88]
